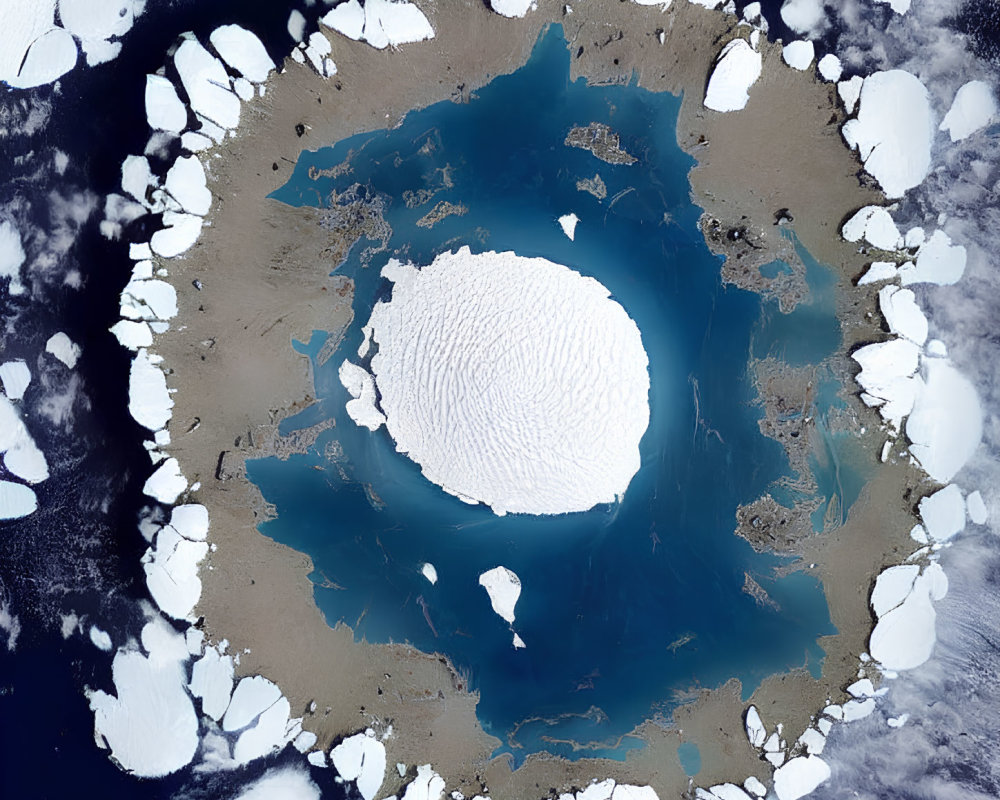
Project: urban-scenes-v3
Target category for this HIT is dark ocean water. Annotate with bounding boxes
[254,23,850,764]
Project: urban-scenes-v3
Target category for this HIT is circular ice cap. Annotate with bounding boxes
[350,247,651,516]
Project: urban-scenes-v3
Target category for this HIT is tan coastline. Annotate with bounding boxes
[155,1,928,797]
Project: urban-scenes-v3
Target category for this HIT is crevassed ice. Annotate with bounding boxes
[344,248,650,516]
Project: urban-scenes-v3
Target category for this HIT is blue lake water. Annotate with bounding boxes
[254,24,852,764]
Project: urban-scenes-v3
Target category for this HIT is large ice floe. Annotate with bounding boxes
[321,0,435,49]
[841,70,934,199]
[939,80,997,142]
[704,38,762,112]
[340,248,650,516]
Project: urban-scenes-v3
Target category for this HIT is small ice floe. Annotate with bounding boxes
[851,338,920,430]
[744,776,767,798]
[120,277,178,321]
[782,40,814,71]
[857,261,898,286]
[145,75,187,134]
[842,70,934,198]
[763,730,785,767]
[704,38,762,113]
[420,562,438,584]
[331,730,387,800]
[189,645,234,721]
[88,618,199,777]
[303,32,335,77]
[841,698,875,721]
[129,349,173,432]
[841,206,903,251]
[780,0,827,37]
[142,520,208,620]
[0,360,31,400]
[633,0,674,8]
[287,9,307,42]
[966,490,988,525]
[558,212,580,240]
[887,713,909,728]
[46,332,81,368]
[110,320,153,351]
[0,394,49,484]
[122,154,157,206]
[0,5,78,89]
[898,230,967,286]
[89,625,112,652]
[869,563,948,671]
[0,220,27,296]
[906,359,982,483]
[871,565,919,618]
[234,766,321,800]
[797,726,826,755]
[741,2,768,32]
[918,483,965,542]
[817,54,842,82]
[164,155,211,217]
[488,0,538,17]
[513,632,526,649]
[744,704,766,747]
[223,675,282,731]
[150,211,204,258]
[322,0,435,50]
[878,286,928,346]
[209,25,275,83]
[479,566,521,625]
[401,764,446,800]
[772,755,831,800]
[939,80,998,142]
[696,782,754,800]
[838,75,864,115]
[143,457,188,504]
[338,360,386,431]
[174,36,241,131]
[0,481,38,520]
[308,751,328,768]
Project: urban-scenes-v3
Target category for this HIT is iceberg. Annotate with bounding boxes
[558,212,580,240]
[837,75,863,115]
[704,39,762,113]
[420,562,438,584]
[479,566,521,625]
[322,0,434,50]
[143,457,188,504]
[233,695,291,763]
[857,261,898,286]
[142,523,208,620]
[870,567,945,670]
[223,675,283,732]
[402,764,446,800]
[150,211,203,258]
[939,80,997,141]
[209,25,275,83]
[110,320,153,351]
[870,564,919,618]
[779,0,826,36]
[90,625,113,651]
[966,490,988,525]
[0,394,49,483]
[744,705,766,747]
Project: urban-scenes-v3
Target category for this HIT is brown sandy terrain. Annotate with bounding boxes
[153,1,931,797]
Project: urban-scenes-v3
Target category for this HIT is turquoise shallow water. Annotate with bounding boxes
[253,25,854,763]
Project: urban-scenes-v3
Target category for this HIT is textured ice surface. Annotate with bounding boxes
[870,568,945,670]
[704,39,762,112]
[223,675,283,732]
[346,248,649,516]
[479,566,521,625]
[871,564,919,618]
[842,70,934,198]
[745,705,766,747]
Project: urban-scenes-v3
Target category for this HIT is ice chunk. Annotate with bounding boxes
[8,27,78,89]
[293,730,317,753]
[797,727,826,754]
[209,25,274,83]
[887,714,909,728]
[164,156,211,217]
[0,361,31,401]
[189,646,234,721]
[842,70,934,198]
[143,524,208,620]
[871,564,919,618]
[878,286,927,345]
[847,678,875,698]
[842,698,876,721]
[46,332,81,368]
[122,154,156,205]
[0,481,38,520]
[169,504,209,541]
[898,230,966,286]
[402,764,446,800]
[129,349,173,431]
[704,39,762,112]
[324,0,435,49]
[308,751,327,768]
[58,0,138,64]
[841,206,902,251]
[143,457,187,504]
[773,755,831,800]
[744,705,766,747]
[223,675,283,732]
[421,563,438,584]
[939,80,997,142]
[287,9,307,41]
[331,732,387,800]
[782,41,814,71]
[110,320,153,351]
[743,777,767,798]
[817,54,842,82]
[323,0,365,39]
[304,31,333,76]
[780,0,826,36]
[174,37,240,130]
[966,490,987,525]
[234,766,321,800]
[121,279,178,321]
[852,339,920,404]
[838,75,863,115]
[869,570,941,670]
[339,360,387,431]
[558,213,580,240]
[513,632,526,648]
[87,621,198,777]
[918,483,965,542]
[181,131,214,153]
[907,359,981,482]
[90,625,113,651]
[233,695,291,763]
[151,211,203,258]
[857,261,898,286]
[489,0,537,18]
[479,566,521,624]
[145,75,187,133]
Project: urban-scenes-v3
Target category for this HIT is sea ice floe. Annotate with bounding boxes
[122,154,157,206]
[189,645,234,721]
[304,32,334,76]
[898,230,967,286]
[338,359,387,431]
[331,731,387,800]
[2,12,78,89]
[841,206,903,251]
[847,678,875,698]
[782,41,814,71]
[479,566,521,625]
[150,211,204,258]
[918,483,965,542]
[110,320,154,351]
[779,0,827,36]
[857,261,898,286]
[817,54,842,82]
[164,155,211,217]
[0,394,49,484]
[842,70,934,198]
[143,457,188,504]
[129,349,174,432]
[0,481,38,520]
[558,213,580,240]
[851,338,920,430]
[939,80,998,142]
[87,619,199,777]
[966,490,987,525]
[878,286,928,346]
[871,564,920,618]
[209,25,275,83]
[90,625,113,651]
[145,75,188,134]
[169,503,210,541]
[402,764,447,800]
[234,766,321,800]
[343,248,649,516]
[142,523,208,620]
[233,694,292,764]
[421,562,438,584]
[121,278,178,321]
[743,777,767,798]
[772,755,831,800]
[744,705,766,747]
[906,359,982,483]
[46,331,81,368]
[838,75,864,115]
[57,0,140,65]
[322,0,435,50]
[489,0,538,17]
[841,698,876,721]
[174,36,241,131]
[698,782,753,800]
[223,675,283,732]
[797,727,826,755]
[869,565,947,670]
[704,38,762,113]
[0,360,31,400]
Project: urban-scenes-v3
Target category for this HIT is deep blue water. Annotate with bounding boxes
[250,24,849,764]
